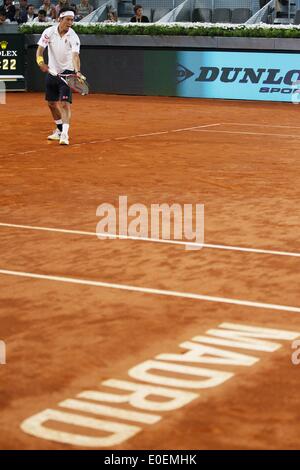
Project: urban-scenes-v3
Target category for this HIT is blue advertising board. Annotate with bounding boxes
[177,51,300,102]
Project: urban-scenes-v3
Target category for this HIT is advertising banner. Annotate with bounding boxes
[145,50,300,102]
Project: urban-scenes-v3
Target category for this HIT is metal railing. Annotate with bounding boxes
[245,0,274,23]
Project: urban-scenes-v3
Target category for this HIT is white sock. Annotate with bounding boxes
[62,123,69,135]
[55,119,62,125]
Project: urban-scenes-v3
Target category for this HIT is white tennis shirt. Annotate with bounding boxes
[38,24,80,75]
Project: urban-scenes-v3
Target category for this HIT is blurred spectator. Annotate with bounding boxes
[0,10,11,23]
[26,4,37,22]
[3,0,16,22]
[17,0,28,22]
[69,3,81,21]
[105,8,118,23]
[32,8,50,22]
[130,4,149,23]
[39,0,56,19]
[76,0,93,20]
[275,0,289,17]
[55,0,69,17]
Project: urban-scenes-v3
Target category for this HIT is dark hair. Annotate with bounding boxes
[59,6,76,15]
[26,4,34,10]
[38,9,46,15]
[134,4,142,13]
[0,9,7,17]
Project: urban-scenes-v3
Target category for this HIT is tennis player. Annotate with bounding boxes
[36,7,84,145]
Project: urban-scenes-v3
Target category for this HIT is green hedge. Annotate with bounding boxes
[19,23,300,38]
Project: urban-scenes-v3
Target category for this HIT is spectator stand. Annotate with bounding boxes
[246,0,300,24]
[170,0,260,23]
[79,0,117,22]
[78,0,261,23]
[13,0,298,24]
[79,0,176,22]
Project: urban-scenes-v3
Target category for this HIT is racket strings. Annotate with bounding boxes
[68,76,89,95]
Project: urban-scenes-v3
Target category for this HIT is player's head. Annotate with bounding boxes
[59,6,75,30]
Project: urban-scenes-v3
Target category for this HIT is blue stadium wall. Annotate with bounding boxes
[24,34,300,103]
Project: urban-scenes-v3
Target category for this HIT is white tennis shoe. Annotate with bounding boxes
[59,133,69,146]
[48,129,61,141]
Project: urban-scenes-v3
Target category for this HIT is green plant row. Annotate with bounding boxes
[19,23,300,38]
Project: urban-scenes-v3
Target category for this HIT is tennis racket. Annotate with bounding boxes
[58,73,89,96]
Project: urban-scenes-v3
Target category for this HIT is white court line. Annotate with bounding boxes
[170,124,221,133]
[0,222,299,258]
[118,131,169,139]
[221,122,300,129]
[0,123,221,158]
[0,268,299,313]
[192,129,300,139]
[72,124,220,146]
[112,123,220,141]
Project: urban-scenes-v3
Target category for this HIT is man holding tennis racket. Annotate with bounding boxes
[36,7,85,145]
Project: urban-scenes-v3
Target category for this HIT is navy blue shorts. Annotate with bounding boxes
[45,70,73,104]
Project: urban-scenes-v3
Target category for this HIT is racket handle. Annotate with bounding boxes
[76,72,86,81]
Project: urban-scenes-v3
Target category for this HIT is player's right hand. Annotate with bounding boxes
[76,72,86,82]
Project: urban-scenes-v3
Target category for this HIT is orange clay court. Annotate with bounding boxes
[0,92,300,450]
